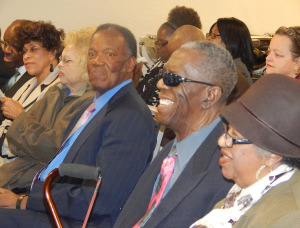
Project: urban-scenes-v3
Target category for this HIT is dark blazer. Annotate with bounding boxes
[0,49,13,90]
[114,121,233,228]
[0,82,157,228]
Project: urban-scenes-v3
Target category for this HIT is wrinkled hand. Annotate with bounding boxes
[0,188,19,208]
[0,97,24,119]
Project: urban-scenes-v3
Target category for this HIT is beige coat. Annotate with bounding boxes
[214,169,300,228]
[0,82,94,190]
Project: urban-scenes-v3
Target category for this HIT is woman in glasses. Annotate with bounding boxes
[136,6,201,107]
[0,27,95,191]
[190,74,300,228]
[266,26,300,79]
[207,17,254,85]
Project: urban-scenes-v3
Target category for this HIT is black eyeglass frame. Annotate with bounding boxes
[0,40,18,49]
[158,69,217,87]
[206,32,221,40]
[223,124,252,148]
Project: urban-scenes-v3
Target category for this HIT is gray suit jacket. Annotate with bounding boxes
[114,121,233,228]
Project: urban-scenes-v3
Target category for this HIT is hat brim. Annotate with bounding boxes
[222,100,300,158]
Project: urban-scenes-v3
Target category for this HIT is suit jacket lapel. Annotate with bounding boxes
[63,102,108,163]
[62,82,135,163]
[147,122,223,227]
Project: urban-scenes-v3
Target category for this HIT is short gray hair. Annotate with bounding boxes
[181,41,237,103]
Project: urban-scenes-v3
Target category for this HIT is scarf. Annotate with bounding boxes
[189,164,295,228]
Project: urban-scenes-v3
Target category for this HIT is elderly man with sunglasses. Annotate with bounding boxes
[114,41,237,228]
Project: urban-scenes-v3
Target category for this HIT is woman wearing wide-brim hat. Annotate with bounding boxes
[190,74,300,228]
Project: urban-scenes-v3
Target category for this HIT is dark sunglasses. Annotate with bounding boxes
[158,69,217,87]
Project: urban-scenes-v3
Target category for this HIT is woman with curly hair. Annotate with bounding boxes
[0,27,95,191]
[266,26,300,79]
[136,5,202,106]
[0,20,64,165]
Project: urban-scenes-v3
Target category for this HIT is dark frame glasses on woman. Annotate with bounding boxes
[222,123,252,148]
[158,69,217,87]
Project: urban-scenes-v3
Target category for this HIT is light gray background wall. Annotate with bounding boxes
[1,0,299,42]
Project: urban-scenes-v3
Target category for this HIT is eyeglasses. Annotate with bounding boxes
[222,124,252,148]
[158,69,217,87]
[59,56,73,65]
[279,26,300,48]
[206,32,221,40]
[154,40,168,48]
[22,45,43,55]
[1,40,18,50]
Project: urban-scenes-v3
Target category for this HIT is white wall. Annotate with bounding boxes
[1,0,299,41]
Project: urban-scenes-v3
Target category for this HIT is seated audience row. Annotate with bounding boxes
[0,23,156,227]
[0,27,95,191]
[0,8,299,227]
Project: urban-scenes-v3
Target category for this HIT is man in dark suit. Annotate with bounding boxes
[114,41,237,228]
[1,20,32,93]
[0,24,156,228]
[0,20,32,124]
[0,28,13,90]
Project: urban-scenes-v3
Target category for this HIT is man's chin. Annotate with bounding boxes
[4,61,16,69]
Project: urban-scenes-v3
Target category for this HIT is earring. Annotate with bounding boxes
[255,165,267,180]
[50,64,54,72]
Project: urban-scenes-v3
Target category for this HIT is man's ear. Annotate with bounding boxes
[125,56,137,73]
[202,86,222,109]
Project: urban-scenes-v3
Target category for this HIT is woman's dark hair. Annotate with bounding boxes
[281,156,300,169]
[216,17,254,74]
[166,5,202,30]
[275,26,300,59]
[16,20,65,60]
